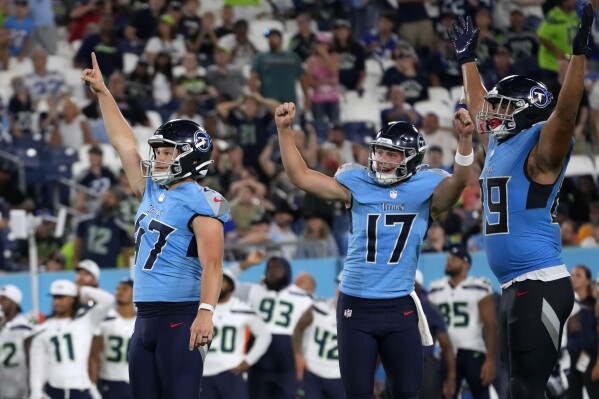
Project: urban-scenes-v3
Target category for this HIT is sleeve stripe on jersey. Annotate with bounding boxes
[288,291,311,298]
[311,305,327,316]
[462,285,492,292]
[230,310,256,315]
[10,325,33,331]
[103,316,117,322]
[428,287,445,294]
[187,213,224,231]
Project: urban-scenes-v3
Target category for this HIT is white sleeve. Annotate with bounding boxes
[80,287,114,326]
[244,314,272,366]
[29,333,47,399]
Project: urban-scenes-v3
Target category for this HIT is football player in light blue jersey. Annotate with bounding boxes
[81,53,230,399]
[275,101,474,398]
[450,5,594,398]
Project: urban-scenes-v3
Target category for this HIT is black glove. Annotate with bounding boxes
[447,15,480,65]
[573,2,595,56]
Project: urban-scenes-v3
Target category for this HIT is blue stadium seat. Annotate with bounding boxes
[42,147,79,181]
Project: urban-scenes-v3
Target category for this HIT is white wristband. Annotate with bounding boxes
[454,149,474,166]
[199,303,215,313]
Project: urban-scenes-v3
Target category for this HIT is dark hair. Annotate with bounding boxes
[575,264,595,302]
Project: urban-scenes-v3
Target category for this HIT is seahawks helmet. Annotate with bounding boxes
[478,75,555,141]
[368,121,427,185]
[141,119,214,185]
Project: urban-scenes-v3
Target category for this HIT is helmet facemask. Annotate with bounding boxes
[477,93,525,141]
[141,138,213,185]
[368,144,426,185]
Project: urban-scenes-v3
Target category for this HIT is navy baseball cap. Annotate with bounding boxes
[449,245,471,264]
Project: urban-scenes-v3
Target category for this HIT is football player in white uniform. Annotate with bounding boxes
[427,246,497,399]
[29,279,114,399]
[293,274,344,399]
[90,278,135,399]
[0,285,34,399]
[201,269,271,399]
[229,253,314,399]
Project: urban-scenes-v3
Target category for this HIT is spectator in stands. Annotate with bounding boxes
[503,8,539,75]
[125,58,153,109]
[113,168,139,233]
[228,181,266,239]
[169,98,203,125]
[561,218,579,247]
[332,19,366,93]
[350,0,384,40]
[151,51,179,121]
[76,144,116,196]
[49,97,95,149]
[174,52,209,108]
[217,93,280,173]
[24,48,68,106]
[483,46,518,89]
[472,6,500,75]
[536,0,579,89]
[29,0,57,54]
[306,32,340,124]
[567,264,599,398]
[321,123,359,164]
[195,11,219,66]
[269,200,298,260]
[5,0,33,60]
[215,4,235,38]
[380,85,421,128]
[420,111,458,167]
[289,13,317,62]
[8,77,35,140]
[425,145,451,172]
[68,0,104,43]
[461,163,482,212]
[144,14,186,65]
[577,201,599,243]
[295,213,339,259]
[85,72,150,127]
[74,15,124,78]
[427,34,463,89]
[206,45,246,102]
[250,28,307,106]
[361,11,400,61]
[178,0,202,52]
[218,19,258,68]
[74,188,133,268]
[126,0,165,43]
[381,42,428,105]
[422,221,454,253]
[397,1,435,56]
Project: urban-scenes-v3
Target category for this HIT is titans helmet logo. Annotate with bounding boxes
[529,86,552,109]
[194,129,212,152]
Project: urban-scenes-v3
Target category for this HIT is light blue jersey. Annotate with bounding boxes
[133,179,230,302]
[335,164,447,299]
[480,123,573,284]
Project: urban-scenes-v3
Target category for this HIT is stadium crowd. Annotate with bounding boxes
[1,0,599,397]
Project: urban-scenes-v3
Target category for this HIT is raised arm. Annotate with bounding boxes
[448,16,489,151]
[430,109,474,218]
[536,3,594,172]
[275,102,351,204]
[81,53,145,199]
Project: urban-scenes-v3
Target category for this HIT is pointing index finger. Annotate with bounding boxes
[91,52,100,71]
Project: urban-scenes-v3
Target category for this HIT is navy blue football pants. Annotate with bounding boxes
[129,313,204,399]
[499,277,574,399]
[98,379,132,399]
[337,293,423,399]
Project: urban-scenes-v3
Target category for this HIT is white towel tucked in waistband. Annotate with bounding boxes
[409,290,433,346]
